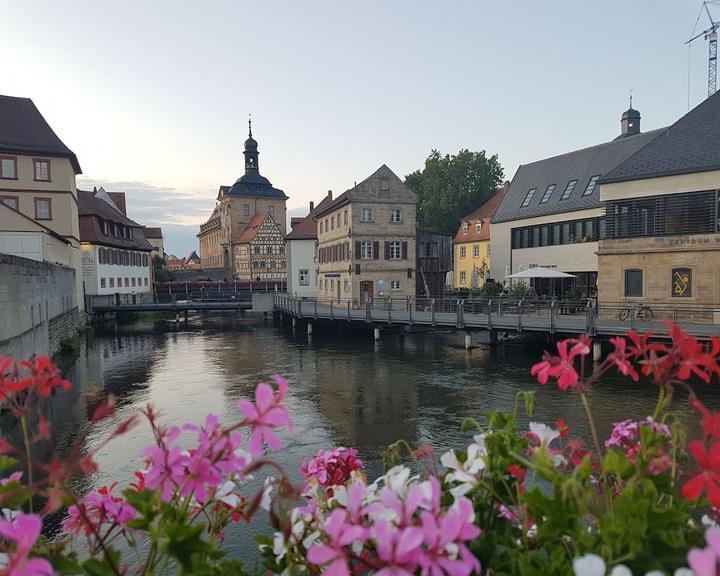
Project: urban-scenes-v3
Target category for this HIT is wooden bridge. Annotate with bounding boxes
[273,294,720,347]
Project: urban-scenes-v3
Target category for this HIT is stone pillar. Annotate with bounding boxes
[373,327,381,341]
[465,331,472,350]
[307,322,313,336]
[184,310,188,322]
[292,317,297,328]
[593,340,602,362]
[175,312,180,324]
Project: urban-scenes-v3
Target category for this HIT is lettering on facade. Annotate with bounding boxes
[672,268,692,297]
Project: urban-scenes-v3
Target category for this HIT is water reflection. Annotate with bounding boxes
[8,315,719,561]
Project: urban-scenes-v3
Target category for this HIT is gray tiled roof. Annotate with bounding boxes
[602,91,720,183]
[492,128,663,224]
[0,95,81,174]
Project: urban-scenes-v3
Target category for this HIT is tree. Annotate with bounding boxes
[405,149,504,234]
[152,255,175,282]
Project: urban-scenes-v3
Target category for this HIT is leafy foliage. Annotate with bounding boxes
[405,148,504,234]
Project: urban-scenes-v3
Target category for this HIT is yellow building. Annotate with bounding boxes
[453,184,508,288]
[0,95,84,310]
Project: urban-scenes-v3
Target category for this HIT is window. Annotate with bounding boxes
[460,271,466,284]
[462,223,469,234]
[1,196,18,210]
[390,280,401,291]
[100,278,106,288]
[125,278,129,287]
[361,208,373,222]
[390,241,401,260]
[299,269,309,286]
[391,209,401,223]
[33,159,50,181]
[112,223,118,237]
[624,269,643,297]
[460,246,466,259]
[132,278,136,287]
[539,184,556,204]
[101,220,108,235]
[380,177,389,191]
[34,198,51,220]
[520,188,536,208]
[361,241,373,259]
[144,278,148,286]
[343,210,348,225]
[344,279,349,292]
[0,156,17,179]
[672,268,692,298]
[109,278,115,288]
[582,175,601,196]
[560,179,578,200]
[473,245,480,258]
[475,221,482,233]
[244,204,250,217]
[331,216,335,230]
[128,228,133,240]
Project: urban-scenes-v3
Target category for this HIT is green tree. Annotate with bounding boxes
[405,149,504,234]
[153,255,175,282]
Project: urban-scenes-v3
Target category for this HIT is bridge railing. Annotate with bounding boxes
[596,302,720,330]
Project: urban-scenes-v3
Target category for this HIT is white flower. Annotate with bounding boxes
[529,422,560,449]
[260,477,274,511]
[673,569,694,576]
[644,572,664,576]
[573,554,606,576]
[272,532,286,560]
[702,514,719,528]
[609,565,633,576]
[441,442,486,497]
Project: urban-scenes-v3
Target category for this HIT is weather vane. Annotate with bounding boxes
[248,113,253,137]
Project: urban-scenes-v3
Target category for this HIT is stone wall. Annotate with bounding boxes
[0,253,82,359]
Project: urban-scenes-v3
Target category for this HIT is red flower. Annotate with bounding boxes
[531,337,589,391]
[682,440,720,507]
[566,439,590,467]
[692,399,720,440]
[556,418,570,439]
[507,464,526,493]
[608,336,639,381]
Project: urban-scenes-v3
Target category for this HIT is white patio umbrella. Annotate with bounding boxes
[505,267,576,298]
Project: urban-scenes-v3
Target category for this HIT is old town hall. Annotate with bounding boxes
[198,120,288,280]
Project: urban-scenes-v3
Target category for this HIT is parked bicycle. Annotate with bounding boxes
[618,302,653,321]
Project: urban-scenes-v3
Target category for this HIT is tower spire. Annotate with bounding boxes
[248,114,253,138]
[629,88,633,109]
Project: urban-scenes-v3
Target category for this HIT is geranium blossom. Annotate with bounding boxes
[683,440,720,508]
[301,447,364,488]
[64,485,136,537]
[531,336,590,391]
[237,375,294,456]
[0,513,55,575]
[440,440,486,497]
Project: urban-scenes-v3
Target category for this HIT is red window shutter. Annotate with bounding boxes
[384,241,390,260]
[402,241,408,260]
[373,241,380,260]
[355,241,361,259]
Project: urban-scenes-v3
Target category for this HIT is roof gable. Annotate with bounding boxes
[492,128,663,224]
[232,212,283,244]
[286,194,334,240]
[454,184,509,243]
[0,95,81,173]
[602,91,720,183]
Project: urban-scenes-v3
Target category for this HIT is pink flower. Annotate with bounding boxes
[0,513,56,575]
[306,509,365,576]
[608,336,639,381]
[688,526,720,576]
[531,337,590,391]
[64,484,136,537]
[373,519,424,576]
[143,427,185,501]
[301,447,364,488]
[237,375,294,456]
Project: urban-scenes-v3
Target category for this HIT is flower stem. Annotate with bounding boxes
[579,393,603,465]
[19,414,33,512]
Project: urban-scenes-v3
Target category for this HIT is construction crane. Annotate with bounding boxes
[687,1,720,96]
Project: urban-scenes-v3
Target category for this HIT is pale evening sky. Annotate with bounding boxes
[1,1,714,256]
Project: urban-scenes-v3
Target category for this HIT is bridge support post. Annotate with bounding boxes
[307,322,313,336]
[292,317,297,328]
[175,312,180,324]
[373,327,381,342]
[464,331,472,350]
[184,310,188,322]
[593,341,602,362]
[489,329,498,344]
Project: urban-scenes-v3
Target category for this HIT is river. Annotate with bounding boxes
[28,315,720,565]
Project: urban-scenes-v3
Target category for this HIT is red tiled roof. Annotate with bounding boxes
[232,213,265,244]
[77,189,153,250]
[454,183,509,244]
[144,227,163,238]
[285,194,334,240]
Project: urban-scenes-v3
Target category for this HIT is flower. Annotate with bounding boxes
[573,554,606,576]
[0,513,56,575]
[440,441,486,497]
[608,336,639,381]
[306,509,365,576]
[687,526,720,576]
[237,375,294,456]
[682,441,720,508]
[301,447,364,488]
[693,399,720,441]
[531,336,590,391]
[64,484,137,537]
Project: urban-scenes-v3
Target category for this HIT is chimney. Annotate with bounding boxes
[309,201,314,212]
[327,190,333,200]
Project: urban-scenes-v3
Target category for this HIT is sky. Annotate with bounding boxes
[1,1,715,256]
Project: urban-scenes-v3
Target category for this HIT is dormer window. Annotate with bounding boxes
[112,223,118,237]
[560,180,578,200]
[462,223,469,234]
[101,220,108,235]
[582,175,601,196]
[129,228,133,240]
[539,184,556,204]
[380,177,389,191]
[520,188,537,208]
[475,221,482,233]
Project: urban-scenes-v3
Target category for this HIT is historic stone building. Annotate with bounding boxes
[597,91,720,320]
[198,121,288,278]
[315,165,417,304]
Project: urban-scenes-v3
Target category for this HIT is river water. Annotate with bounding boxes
[33,315,720,565]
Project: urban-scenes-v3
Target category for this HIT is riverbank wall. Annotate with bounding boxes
[0,253,82,359]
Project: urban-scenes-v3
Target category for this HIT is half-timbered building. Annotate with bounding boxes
[233,212,286,280]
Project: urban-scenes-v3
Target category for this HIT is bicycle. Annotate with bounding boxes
[618,303,653,321]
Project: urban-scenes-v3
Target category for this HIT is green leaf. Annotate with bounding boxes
[0,455,20,474]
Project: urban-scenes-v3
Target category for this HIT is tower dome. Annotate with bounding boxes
[620,97,641,137]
